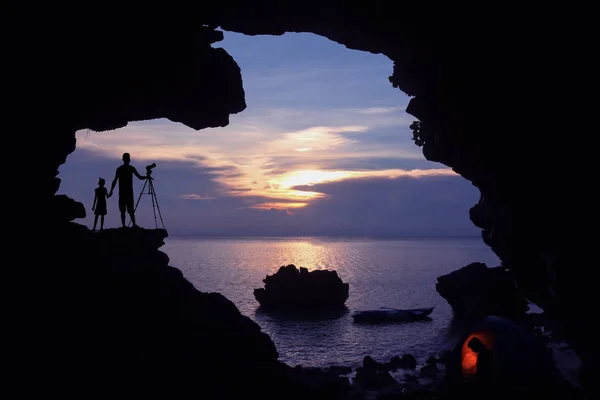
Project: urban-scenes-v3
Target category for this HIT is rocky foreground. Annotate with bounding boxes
[63,224,352,399]
[294,353,448,400]
[62,224,454,399]
[52,223,584,399]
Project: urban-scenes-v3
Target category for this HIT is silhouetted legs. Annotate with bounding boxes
[119,194,138,228]
[121,211,137,228]
[92,215,105,231]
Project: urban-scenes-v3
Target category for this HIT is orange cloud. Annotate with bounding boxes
[269,168,457,193]
[73,118,453,211]
[250,202,309,210]
[228,168,458,210]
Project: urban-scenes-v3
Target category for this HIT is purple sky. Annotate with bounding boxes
[57,31,482,236]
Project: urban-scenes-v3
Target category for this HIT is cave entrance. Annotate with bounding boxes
[54,29,502,372]
[60,31,479,237]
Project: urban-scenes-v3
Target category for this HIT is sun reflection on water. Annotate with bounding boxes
[278,240,326,271]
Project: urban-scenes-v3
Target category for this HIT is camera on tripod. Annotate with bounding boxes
[145,163,156,177]
[131,161,165,230]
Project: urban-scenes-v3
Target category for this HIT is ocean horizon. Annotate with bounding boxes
[165,234,483,240]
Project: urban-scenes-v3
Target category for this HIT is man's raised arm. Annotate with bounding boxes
[133,167,146,180]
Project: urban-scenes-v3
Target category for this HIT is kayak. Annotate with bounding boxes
[352,306,434,323]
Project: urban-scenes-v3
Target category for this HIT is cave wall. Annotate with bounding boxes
[7,1,594,394]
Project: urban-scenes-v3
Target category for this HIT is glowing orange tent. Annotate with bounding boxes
[461,331,494,379]
[440,316,569,397]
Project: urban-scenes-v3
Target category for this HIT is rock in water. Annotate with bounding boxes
[254,264,349,311]
[436,262,529,322]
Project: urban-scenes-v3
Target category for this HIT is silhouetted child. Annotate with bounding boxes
[92,177,111,231]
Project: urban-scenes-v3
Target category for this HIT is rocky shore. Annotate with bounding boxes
[291,328,586,400]
[62,223,453,399]
[63,223,478,399]
[289,352,448,400]
[61,224,356,399]
[68,225,582,399]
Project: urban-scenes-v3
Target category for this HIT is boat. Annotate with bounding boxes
[351,306,434,323]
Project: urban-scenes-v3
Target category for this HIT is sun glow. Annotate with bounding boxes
[252,202,309,210]
[74,121,458,212]
[237,167,459,209]
[275,170,353,189]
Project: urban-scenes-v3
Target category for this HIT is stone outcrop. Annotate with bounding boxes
[67,225,279,397]
[254,264,349,311]
[6,2,596,397]
[436,262,529,322]
[48,224,354,399]
[353,354,443,398]
[51,194,86,222]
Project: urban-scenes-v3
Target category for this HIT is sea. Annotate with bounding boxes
[162,236,501,369]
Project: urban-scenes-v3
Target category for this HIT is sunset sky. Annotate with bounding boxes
[58,31,482,236]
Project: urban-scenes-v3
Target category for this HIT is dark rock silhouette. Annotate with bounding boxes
[355,355,420,380]
[6,2,596,398]
[436,262,529,322]
[396,354,418,370]
[324,365,353,375]
[42,224,351,399]
[353,354,442,398]
[354,356,398,390]
[291,357,443,399]
[254,264,349,311]
[288,365,350,398]
[419,363,440,378]
[51,194,86,222]
[425,355,438,365]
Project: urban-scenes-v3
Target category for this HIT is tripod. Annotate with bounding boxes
[129,176,166,229]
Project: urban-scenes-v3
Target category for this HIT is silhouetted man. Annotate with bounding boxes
[467,337,494,389]
[109,152,147,228]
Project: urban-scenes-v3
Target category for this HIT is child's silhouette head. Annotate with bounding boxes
[98,177,105,186]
